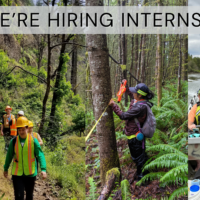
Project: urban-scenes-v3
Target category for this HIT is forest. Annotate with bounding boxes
[0,1,86,199]
[188,55,200,73]
[0,0,188,199]
[85,0,188,199]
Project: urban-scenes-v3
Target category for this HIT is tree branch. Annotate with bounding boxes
[3,66,52,88]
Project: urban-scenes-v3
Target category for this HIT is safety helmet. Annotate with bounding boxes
[197,89,200,95]
[28,121,34,128]
[5,106,12,111]
[16,116,29,128]
[18,111,24,116]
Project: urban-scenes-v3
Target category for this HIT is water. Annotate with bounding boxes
[188,73,200,105]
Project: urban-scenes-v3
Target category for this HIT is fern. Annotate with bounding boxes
[136,172,166,186]
[121,179,131,200]
[168,186,188,200]
[146,144,186,155]
[160,164,188,183]
[88,177,98,200]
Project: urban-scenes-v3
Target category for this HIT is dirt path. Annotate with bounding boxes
[0,171,59,200]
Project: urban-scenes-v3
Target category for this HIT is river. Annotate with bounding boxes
[188,73,200,105]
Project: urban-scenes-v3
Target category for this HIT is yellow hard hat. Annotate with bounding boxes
[28,121,34,128]
[16,116,29,128]
[5,106,12,111]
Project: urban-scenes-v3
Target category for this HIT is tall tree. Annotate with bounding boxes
[177,35,182,96]
[71,0,79,94]
[39,34,51,136]
[156,0,162,106]
[182,35,188,81]
[140,34,146,83]
[86,0,120,186]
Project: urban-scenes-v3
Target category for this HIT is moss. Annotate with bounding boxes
[120,65,126,71]
[106,167,120,180]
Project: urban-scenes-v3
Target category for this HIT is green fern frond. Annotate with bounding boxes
[143,160,185,171]
[146,144,186,155]
[159,174,188,187]
[171,132,188,141]
[121,179,131,200]
[136,172,166,186]
[160,164,188,183]
[168,186,188,200]
[88,177,97,200]
[150,152,187,163]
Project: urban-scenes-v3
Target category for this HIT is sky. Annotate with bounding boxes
[189,0,200,57]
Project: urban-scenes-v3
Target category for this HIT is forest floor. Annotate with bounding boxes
[0,171,59,200]
[85,133,188,200]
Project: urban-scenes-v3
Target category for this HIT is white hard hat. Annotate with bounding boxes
[18,111,24,116]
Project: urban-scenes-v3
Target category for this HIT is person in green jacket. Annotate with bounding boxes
[3,116,47,200]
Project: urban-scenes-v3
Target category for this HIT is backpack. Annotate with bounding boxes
[134,101,156,138]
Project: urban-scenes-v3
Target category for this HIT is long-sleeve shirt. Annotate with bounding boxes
[4,136,46,177]
[112,86,149,137]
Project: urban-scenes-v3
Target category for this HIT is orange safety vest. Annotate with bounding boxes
[10,118,17,136]
[3,114,15,128]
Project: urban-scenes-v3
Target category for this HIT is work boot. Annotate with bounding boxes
[136,173,144,181]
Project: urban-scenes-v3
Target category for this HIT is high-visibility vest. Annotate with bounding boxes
[32,132,38,140]
[195,103,200,125]
[3,114,15,128]
[12,134,36,176]
[10,118,17,136]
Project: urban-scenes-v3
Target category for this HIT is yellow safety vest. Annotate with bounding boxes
[3,114,15,128]
[195,105,200,125]
[12,134,35,176]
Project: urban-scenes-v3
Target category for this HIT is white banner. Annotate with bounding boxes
[0,6,198,34]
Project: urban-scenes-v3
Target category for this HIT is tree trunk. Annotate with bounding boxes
[177,35,182,96]
[71,36,78,95]
[136,35,143,82]
[140,34,146,83]
[86,0,120,186]
[39,34,51,136]
[182,35,188,81]
[129,34,134,87]
[134,34,138,85]
[71,0,79,94]
[48,35,67,131]
[156,34,162,107]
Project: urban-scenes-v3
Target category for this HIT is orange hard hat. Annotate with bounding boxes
[5,106,12,111]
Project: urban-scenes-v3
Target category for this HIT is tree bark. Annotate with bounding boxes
[86,0,120,186]
[39,34,51,136]
[97,168,120,200]
[140,34,146,83]
[136,35,143,82]
[134,34,138,85]
[156,34,162,106]
[182,35,188,81]
[71,36,78,95]
[177,35,182,96]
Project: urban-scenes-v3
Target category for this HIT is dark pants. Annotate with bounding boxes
[12,175,36,200]
[128,137,148,175]
[3,128,13,149]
